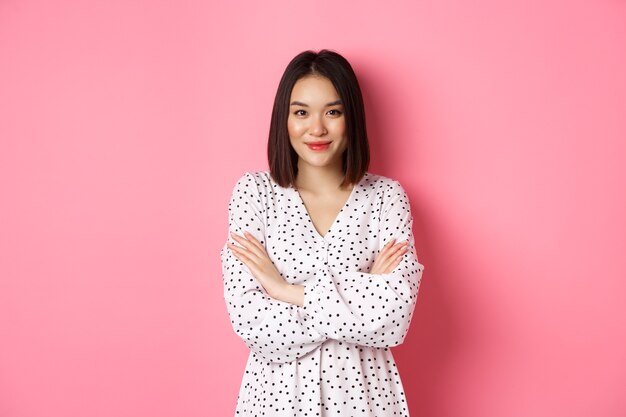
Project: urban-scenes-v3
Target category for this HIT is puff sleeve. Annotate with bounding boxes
[220,172,328,364]
[302,180,424,347]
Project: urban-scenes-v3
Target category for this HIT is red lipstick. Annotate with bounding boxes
[306,141,331,151]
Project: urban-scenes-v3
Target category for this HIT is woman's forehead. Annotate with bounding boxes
[290,76,340,103]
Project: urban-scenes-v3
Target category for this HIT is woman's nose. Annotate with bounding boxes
[309,116,327,136]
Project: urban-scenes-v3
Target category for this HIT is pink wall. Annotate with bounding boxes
[1,1,625,416]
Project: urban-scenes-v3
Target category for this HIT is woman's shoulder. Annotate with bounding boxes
[230,170,281,197]
[363,171,407,194]
[363,172,413,214]
[236,170,274,187]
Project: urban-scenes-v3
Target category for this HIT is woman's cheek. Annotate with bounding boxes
[287,119,304,138]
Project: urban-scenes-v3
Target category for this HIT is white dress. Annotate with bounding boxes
[220,170,424,417]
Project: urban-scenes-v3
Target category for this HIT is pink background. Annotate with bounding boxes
[1,1,625,416]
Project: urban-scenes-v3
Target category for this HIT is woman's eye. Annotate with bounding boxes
[294,109,307,116]
[328,109,342,116]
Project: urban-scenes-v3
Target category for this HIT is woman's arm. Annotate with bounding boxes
[221,172,327,364]
[229,182,411,309]
[299,180,425,348]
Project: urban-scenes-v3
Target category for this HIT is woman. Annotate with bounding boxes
[220,49,424,416]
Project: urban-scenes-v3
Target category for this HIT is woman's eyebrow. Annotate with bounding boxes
[289,100,343,107]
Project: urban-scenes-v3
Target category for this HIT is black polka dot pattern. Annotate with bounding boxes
[220,170,424,416]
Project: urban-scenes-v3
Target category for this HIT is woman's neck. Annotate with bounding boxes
[294,160,348,193]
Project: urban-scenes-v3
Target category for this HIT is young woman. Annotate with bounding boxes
[220,49,424,416]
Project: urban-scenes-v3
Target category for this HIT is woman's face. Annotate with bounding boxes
[288,75,348,170]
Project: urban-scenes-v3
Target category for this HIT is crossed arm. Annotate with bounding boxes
[221,172,424,363]
[227,231,409,306]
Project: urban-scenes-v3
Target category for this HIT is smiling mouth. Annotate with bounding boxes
[306,141,332,151]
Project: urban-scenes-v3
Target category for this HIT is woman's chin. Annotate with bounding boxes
[299,155,341,169]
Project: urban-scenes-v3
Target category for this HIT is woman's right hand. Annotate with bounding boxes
[370,239,409,275]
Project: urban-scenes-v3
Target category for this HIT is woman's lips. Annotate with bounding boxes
[306,141,331,151]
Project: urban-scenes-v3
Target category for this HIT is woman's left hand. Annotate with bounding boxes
[227,231,288,300]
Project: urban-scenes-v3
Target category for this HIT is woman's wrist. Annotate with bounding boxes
[274,283,305,307]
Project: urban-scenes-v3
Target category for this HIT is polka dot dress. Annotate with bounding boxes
[220,170,424,416]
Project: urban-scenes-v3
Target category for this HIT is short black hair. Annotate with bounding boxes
[267,49,370,188]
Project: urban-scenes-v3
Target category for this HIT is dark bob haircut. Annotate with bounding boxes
[267,49,370,188]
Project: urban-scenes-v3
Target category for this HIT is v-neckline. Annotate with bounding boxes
[291,173,366,242]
